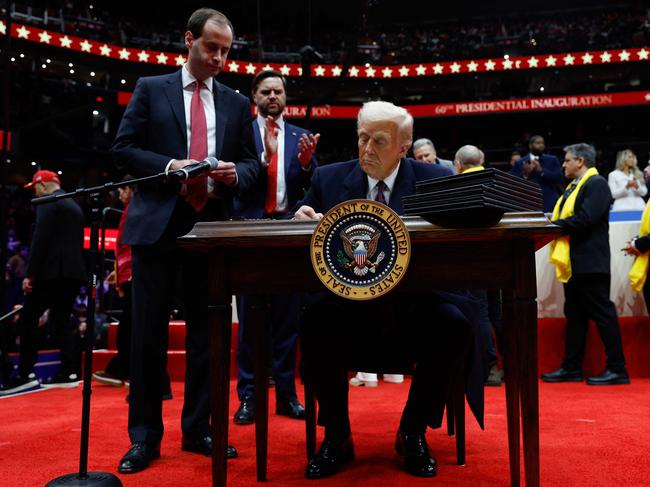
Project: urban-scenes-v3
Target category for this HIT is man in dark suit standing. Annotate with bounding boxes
[511,135,563,212]
[542,143,629,385]
[111,8,259,473]
[0,170,85,396]
[293,101,483,479]
[232,70,319,424]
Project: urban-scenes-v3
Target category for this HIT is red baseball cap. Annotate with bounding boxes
[24,170,61,188]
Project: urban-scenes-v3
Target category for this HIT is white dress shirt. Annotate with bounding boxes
[366,162,401,204]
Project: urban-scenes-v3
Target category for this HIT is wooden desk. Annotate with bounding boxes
[178,212,561,487]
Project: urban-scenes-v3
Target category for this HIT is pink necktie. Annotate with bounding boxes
[185,80,208,212]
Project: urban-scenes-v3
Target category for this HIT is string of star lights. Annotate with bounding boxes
[2,20,648,78]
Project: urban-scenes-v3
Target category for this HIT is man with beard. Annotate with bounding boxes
[232,70,319,425]
[510,135,563,212]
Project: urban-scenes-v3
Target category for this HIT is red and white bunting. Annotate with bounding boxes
[3,21,648,77]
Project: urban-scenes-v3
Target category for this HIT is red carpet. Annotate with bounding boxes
[1,379,649,486]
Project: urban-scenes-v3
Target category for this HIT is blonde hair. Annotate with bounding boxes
[615,149,643,182]
[357,101,413,146]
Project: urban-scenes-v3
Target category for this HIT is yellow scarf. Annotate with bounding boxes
[549,167,599,283]
[462,166,484,173]
[629,201,650,291]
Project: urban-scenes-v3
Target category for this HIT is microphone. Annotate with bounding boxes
[168,157,219,181]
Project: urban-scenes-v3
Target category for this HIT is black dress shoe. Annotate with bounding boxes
[540,367,582,383]
[234,397,254,424]
[276,397,306,420]
[117,442,161,474]
[181,435,237,458]
[586,369,630,385]
[305,436,354,479]
[395,430,437,477]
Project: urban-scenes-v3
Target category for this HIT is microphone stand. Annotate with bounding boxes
[42,172,168,487]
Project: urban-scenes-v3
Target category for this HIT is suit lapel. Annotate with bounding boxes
[163,71,187,149]
[342,161,368,202]
[389,159,416,214]
[284,123,299,179]
[213,80,228,158]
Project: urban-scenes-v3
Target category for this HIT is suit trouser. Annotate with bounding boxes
[18,278,80,377]
[561,273,626,373]
[236,294,301,401]
[300,294,471,439]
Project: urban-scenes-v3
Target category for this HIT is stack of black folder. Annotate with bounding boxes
[403,168,543,227]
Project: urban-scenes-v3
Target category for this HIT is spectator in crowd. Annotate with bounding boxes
[510,135,563,213]
[624,197,650,313]
[111,7,258,473]
[293,101,483,479]
[232,70,319,424]
[542,143,629,386]
[608,149,647,211]
[509,150,521,169]
[412,138,455,173]
[0,170,86,396]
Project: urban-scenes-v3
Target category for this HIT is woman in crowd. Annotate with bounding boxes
[608,149,647,211]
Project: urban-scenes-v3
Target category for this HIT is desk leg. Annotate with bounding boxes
[251,298,269,481]
[518,297,540,487]
[209,303,232,487]
[502,290,520,487]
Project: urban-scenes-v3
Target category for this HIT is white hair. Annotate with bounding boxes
[357,101,413,145]
[455,144,483,167]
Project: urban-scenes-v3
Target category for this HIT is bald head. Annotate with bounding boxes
[454,145,484,173]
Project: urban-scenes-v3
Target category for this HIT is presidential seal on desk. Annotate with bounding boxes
[309,199,411,300]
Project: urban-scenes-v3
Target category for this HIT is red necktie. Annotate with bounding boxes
[374,180,386,204]
[185,80,209,212]
[264,120,279,215]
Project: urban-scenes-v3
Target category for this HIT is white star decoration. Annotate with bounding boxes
[118,48,130,60]
[0,21,5,35]
[399,66,409,76]
[545,55,557,66]
[416,64,427,75]
[638,49,649,60]
[80,40,92,52]
[382,67,393,77]
[619,50,630,61]
[175,55,186,66]
[315,65,326,76]
[432,64,443,74]
[137,50,149,62]
[450,62,461,73]
[331,65,342,77]
[38,31,52,44]
[645,93,650,101]
[262,64,272,71]
[503,59,513,69]
[156,53,168,64]
[245,64,256,74]
[280,64,291,76]
[349,66,359,77]
[16,25,30,39]
[484,59,496,71]
[527,57,539,67]
[600,51,612,63]
[365,66,376,77]
[99,44,112,56]
[467,61,478,72]
[59,36,72,48]
[563,54,575,65]
[582,53,593,64]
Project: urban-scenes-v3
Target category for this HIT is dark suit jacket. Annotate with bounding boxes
[295,157,485,427]
[234,119,316,218]
[111,70,259,246]
[511,153,563,212]
[554,175,612,275]
[27,189,86,283]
